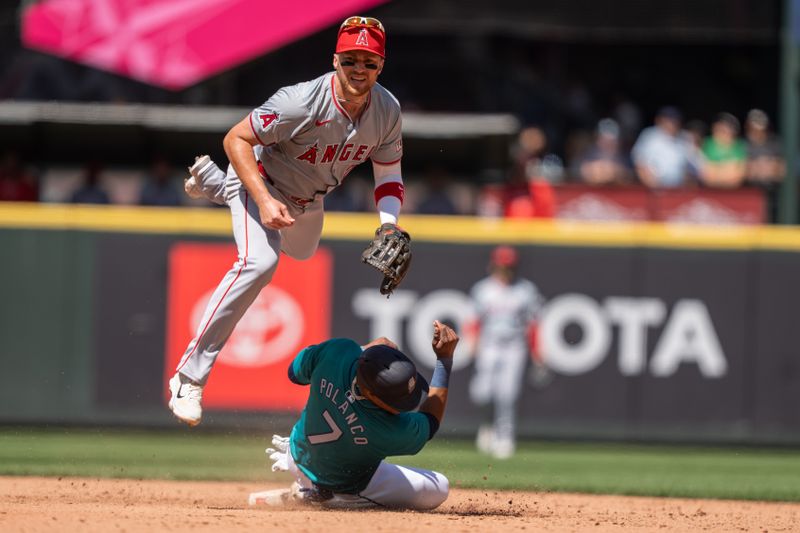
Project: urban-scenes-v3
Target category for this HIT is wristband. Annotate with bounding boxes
[430,358,453,389]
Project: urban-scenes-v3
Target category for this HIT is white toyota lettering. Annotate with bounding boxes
[353,289,727,378]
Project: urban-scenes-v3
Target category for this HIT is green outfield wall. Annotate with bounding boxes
[1,202,799,443]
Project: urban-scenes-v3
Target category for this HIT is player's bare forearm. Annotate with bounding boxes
[420,320,458,424]
[420,387,448,424]
[224,119,269,200]
[224,118,294,228]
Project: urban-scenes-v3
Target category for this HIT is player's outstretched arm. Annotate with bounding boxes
[419,320,458,425]
[224,118,294,229]
[371,160,404,224]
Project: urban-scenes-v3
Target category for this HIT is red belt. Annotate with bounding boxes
[257,161,314,207]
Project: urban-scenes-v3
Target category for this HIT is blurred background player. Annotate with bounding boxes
[169,15,407,426]
[249,320,458,510]
[465,245,546,459]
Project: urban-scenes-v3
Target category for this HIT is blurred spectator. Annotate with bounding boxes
[0,151,38,202]
[502,126,561,218]
[416,166,458,215]
[504,182,556,219]
[563,128,594,180]
[744,109,785,184]
[700,112,747,189]
[139,157,181,206]
[71,162,110,204]
[575,118,633,186]
[682,119,708,182]
[631,106,694,188]
[743,109,785,222]
[511,126,565,185]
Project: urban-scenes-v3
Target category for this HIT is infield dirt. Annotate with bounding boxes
[2,476,798,532]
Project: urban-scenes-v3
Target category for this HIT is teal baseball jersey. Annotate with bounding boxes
[288,338,431,494]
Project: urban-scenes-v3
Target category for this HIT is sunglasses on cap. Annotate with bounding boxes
[340,16,385,33]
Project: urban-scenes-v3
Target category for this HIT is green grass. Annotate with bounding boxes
[2,427,800,501]
[0,427,272,481]
[403,440,800,502]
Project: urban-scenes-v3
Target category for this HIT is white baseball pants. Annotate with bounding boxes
[287,448,449,510]
[469,337,528,446]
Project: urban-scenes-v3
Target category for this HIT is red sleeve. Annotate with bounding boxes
[463,319,481,346]
[374,181,405,204]
[528,322,543,362]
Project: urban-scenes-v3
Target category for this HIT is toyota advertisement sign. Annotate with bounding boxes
[89,234,800,442]
[164,242,332,411]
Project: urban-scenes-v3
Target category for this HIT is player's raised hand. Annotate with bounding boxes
[258,196,295,229]
[431,320,458,358]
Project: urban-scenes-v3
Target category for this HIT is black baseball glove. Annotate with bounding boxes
[361,223,412,296]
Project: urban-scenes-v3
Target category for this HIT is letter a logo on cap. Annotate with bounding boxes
[355,29,369,46]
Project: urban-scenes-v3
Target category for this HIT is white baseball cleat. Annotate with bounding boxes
[491,438,515,460]
[184,155,213,199]
[475,424,494,455]
[168,373,204,426]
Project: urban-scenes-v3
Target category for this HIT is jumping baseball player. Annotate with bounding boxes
[465,245,545,459]
[248,320,458,510]
[169,16,409,426]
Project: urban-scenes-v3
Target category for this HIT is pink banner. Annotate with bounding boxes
[22,0,389,90]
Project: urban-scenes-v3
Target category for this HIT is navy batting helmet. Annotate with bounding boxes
[356,345,429,413]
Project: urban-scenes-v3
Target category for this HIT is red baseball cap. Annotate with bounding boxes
[491,245,519,267]
[336,16,386,58]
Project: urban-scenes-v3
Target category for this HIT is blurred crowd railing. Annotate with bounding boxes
[0,103,790,226]
[479,183,766,226]
[0,153,778,227]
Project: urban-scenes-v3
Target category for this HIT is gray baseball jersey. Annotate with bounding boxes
[469,275,544,448]
[249,72,403,207]
[471,276,543,343]
[175,72,403,388]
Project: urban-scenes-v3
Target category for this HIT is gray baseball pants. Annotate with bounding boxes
[175,162,323,385]
[468,337,528,445]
